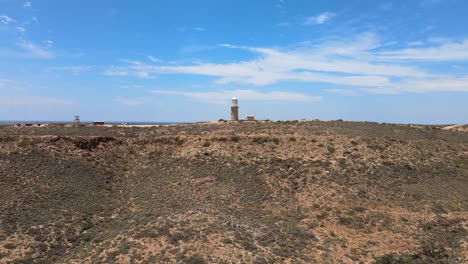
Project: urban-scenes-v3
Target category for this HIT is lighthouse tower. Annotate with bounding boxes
[230,97,239,121]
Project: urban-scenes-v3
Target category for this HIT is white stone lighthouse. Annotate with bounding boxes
[230,97,239,121]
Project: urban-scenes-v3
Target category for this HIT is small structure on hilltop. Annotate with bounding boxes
[74,115,80,126]
[93,121,105,126]
[246,115,255,121]
[230,97,239,121]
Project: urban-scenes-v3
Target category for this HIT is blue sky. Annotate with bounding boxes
[1,0,467,123]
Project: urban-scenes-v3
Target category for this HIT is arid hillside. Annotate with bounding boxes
[0,121,467,263]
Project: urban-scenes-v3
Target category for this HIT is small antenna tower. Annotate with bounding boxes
[74,115,80,126]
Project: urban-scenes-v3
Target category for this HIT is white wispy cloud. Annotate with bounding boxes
[304,12,335,25]
[0,96,72,107]
[44,40,54,48]
[104,67,128,76]
[113,34,425,85]
[23,1,32,8]
[377,40,468,61]
[18,40,54,59]
[148,55,160,62]
[408,41,424,46]
[20,16,38,26]
[194,27,205,31]
[0,39,84,60]
[106,33,468,94]
[105,60,157,78]
[152,63,392,86]
[0,78,16,89]
[326,89,359,96]
[135,71,151,78]
[0,15,15,24]
[365,77,468,94]
[151,89,322,104]
[16,26,26,33]
[114,96,150,106]
[47,65,92,75]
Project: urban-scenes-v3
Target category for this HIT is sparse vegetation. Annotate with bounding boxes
[327,144,335,154]
[187,254,207,264]
[252,137,270,144]
[338,216,353,226]
[16,140,32,147]
[0,121,466,263]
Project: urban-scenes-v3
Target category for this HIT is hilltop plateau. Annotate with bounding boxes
[0,120,467,263]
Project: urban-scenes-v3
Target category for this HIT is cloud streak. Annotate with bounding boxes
[107,34,422,84]
[114,96,150,106]
[365,77,468,94]
[47,65,92,75]
[304,12,335,25]
[326,89,359,96]
[151,89,322,104]
[0,78,17,90]
[104,67,128,76]
[377,40,468,61]
[106,33,468,94]
[148,55,160,62]
[0,96,72,107]
[18,40,54,59]
[0,15,14,24]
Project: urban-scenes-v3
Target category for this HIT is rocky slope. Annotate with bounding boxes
[0,121,467,263]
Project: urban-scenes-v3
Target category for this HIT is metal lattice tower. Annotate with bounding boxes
[74,115,80,126]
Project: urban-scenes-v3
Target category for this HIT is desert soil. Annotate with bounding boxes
[0,120,467,263]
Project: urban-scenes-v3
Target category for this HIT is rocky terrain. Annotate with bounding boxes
[0,120,467,263]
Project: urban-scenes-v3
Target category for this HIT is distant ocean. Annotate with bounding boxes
[0,121,183,125]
